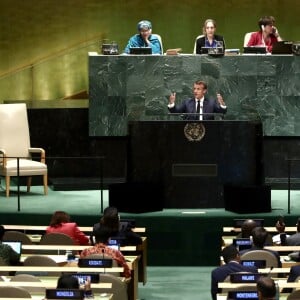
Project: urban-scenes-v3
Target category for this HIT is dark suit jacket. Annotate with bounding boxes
[168,97,227,120]
[282,265,300,293]
[211,261,258,300]
[195,34,225,54]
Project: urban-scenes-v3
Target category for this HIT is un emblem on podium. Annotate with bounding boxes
[184,123,205,142]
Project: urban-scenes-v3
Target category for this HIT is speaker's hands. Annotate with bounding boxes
[217,93,225,106]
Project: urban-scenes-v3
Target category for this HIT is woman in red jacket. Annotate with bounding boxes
[46,211,89,245]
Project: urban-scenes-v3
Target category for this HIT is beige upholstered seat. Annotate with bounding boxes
[22,255,60,276]
[3,230,33,254]
[240,250,279,268]
[100,273,128,300]
[39,232,75,255]
[155,34,163,54]
[3,231,33,244]
[40,233,74,245]
[193,34,205,54]
[0,286,31,298]
[244,32,255,46]
[0,103,48,197]
[10,273,45,293]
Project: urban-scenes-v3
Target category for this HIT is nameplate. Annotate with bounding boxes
[77,258,112,268]
[46,288,84,300]
[230,273,261,283]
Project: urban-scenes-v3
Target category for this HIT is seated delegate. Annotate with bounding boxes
[194,19,225,54]
[246,15,282,53]
[123,20,162,54]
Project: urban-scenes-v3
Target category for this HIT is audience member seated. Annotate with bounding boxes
[257,276,276,300]
[272,218,289,245]
[91,206,142,246]
[46,211,89,245]
[56,273,93,298]
[246,15,282,53]
[236,219,272,245]
[239,227,282,267]
[194,18,225,55]
[80,225,131,279]
[211,245,258,300]
[0,225,21,266]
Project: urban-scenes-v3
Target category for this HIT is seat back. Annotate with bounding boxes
[22,255,60,276]
[3,231,32,244]
[0,286,32,298]
[240,250,279,268]
[154,34,163,54]
[193,35,205,54]
[244,32,254,46]
[3,231,33,254]
[100,273,128,300]
[0,103,31,160]
[10,273,46,293]
[40,233,74,245]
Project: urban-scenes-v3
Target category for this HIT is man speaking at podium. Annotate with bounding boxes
[168,80,227,120]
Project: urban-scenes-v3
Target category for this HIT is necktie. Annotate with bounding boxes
[196,100,200,114]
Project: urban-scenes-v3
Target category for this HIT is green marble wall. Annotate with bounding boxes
[89,54,300,137]
[0,0,299,105]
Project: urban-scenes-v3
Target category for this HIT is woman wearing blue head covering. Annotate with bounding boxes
[124,20,163,54]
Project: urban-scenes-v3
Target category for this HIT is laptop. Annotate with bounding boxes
[107,238,120,251]
[77,258,113,268]
[272,41,293,54]
[241,259,266,268]
[45,289,84,300]
[129,47,152,55]
[227,291,259,300]
[232,238,252,251]
[2,241,22,255]
[230,272,262,283]
[243,46,267,54]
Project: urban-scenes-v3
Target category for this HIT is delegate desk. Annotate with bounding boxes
[127,120,264,208]
[0,255,139,300]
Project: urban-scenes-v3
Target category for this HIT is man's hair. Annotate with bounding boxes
[221,245,238,264]
[194,80,208,90]
[241,219,258,238]
[257,276,276,299]
[0,225,5,240]
[252,227,268,248]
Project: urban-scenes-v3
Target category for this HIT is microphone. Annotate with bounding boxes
[266,266,274,277]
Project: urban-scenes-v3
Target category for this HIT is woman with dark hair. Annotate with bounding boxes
[247,15,282,53]
[195,19,226,54]
[90,206,142,246]
[46,211,89,245]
